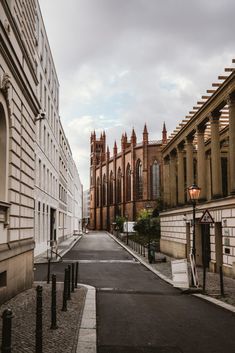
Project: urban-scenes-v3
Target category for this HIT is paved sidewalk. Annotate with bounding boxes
[34,235,82,264]
[0,234,97,353]
[108,232,235,312]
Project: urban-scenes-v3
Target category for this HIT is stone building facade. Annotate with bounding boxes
[90,124,167,230]
[160,60,235,277]
[0,0,82,304]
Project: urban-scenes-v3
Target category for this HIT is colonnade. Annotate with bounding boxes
[163,93,235,208]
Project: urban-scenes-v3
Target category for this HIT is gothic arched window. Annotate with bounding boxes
[117,168,122,203]
[136,160,143,200]
[102,174,106,206]
[109,171,114,204]
[151,161,160,199]
[96,177,100,207]
[126,164,131,201]
[0,101,9,202]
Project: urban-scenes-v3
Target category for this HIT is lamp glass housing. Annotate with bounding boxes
[188,184,201,201]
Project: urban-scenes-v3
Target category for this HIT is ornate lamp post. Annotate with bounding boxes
[187,184,201,260]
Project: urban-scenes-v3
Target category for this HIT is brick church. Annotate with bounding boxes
[89,123,167,230]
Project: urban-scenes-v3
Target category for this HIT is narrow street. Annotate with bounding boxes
[35,231,235,353]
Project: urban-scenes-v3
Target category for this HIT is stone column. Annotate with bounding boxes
[228,94,235,194]
[185,135,194,200]
[210,111,222,198]
[169,151,177,207]
[177,144,185,205]
[197,125,207,201]
[163,156,170,207]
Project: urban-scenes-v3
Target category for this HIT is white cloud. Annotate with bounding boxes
[39,0,235,189]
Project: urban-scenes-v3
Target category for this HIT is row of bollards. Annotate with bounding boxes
[129,239,146,257]
[1,261,80,353]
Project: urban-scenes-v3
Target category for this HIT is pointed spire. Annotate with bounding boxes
[106,146,110,160]
[143,123,148,134]
[162,122,167,145]
[131,128,136,145]
[113,140,117,155]
[143,123,148,144]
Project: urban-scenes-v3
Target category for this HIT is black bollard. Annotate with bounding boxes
[220,266,225,297]
[1,308,13,353]
[62,268,68,311]
[67,265,71,300]
[51,274,58,329]
[75,262,79,288]
[71,263,75,293]
[47,259,51,284]
[36,285,43,353]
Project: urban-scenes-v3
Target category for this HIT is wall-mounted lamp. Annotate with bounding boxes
[35,111,46,123]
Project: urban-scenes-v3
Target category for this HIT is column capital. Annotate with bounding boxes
[209,110,221,122]
[177,141,185,152]
[196,123,207,134]
[227,92,235,107]
[186,134,194,144]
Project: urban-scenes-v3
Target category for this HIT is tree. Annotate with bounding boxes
[115,215,125,233]
[133,209,160,240]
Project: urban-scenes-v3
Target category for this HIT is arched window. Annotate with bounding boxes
[117,168,122,203]
[96,177,100,207]
[102,174,106,206]
[151,161,160,199]
[136,160,143,200]
[109,171,114,204]
[0,101,8,202]
[126,164,131,201]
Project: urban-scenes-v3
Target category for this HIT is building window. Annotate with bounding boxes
[102,174,106,206]
[126,164,131,201]
[109,172,114,204]
[0,103,8,201]
[151,161,160,199]
[136,160,143,200]
[96,177,100,207]
[117,168,122,204]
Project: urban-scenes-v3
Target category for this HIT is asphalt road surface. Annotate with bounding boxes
[35,231,235,353]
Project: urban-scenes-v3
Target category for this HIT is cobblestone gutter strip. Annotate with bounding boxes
[76,284,97,353]
[0,283,87,353]
[107,232,235,314]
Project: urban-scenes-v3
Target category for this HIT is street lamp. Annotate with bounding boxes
[187,184,201,260]
[125,213,129,246]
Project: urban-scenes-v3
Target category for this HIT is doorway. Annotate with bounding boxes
[50,208,56,246]
[215,222,223,273]
[201,224,211,268]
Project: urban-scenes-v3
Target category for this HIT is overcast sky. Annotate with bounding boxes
[39,0,235,190]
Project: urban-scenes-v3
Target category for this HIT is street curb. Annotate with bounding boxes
[34,235,82,264]
[107,232,235,314]
[76,284,97,353]
[34,281,97,352]
[107,232,173,286]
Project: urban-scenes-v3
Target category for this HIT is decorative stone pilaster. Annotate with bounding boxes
[210,111,222,198]
[227,93,235,194]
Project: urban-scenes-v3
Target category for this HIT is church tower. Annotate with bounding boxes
[90,130,106,229]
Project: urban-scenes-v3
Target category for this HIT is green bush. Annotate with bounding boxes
[115,216,126,233]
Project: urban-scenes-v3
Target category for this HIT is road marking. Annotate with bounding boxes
[62,259,139,264]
